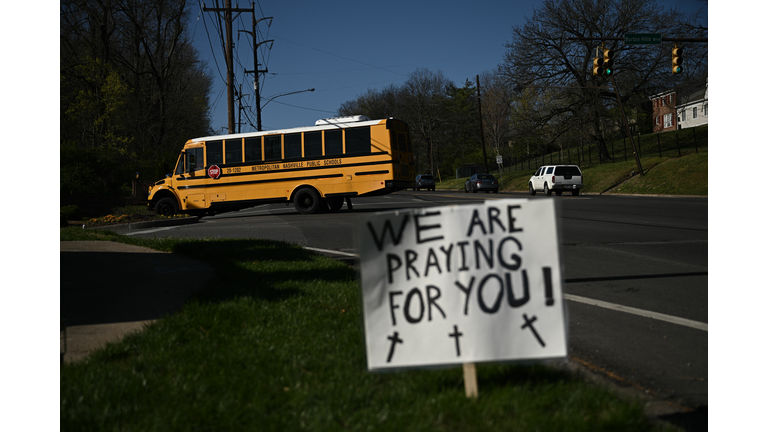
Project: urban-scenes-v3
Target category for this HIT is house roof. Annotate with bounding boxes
[647,76,708,105]
[676,77,707,106]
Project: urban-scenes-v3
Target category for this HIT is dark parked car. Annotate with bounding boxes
[415,174,435,191]
[464,173,499,193]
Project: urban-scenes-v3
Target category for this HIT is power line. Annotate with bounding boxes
[204,0,253,133]
[273,34,408,77]
[271,99,336,114]
[199,1,227,85]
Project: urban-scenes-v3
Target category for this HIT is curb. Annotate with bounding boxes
[128,217,199,230]
[86,217,199,231]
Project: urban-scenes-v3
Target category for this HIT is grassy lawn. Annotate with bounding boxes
[60,228,679,431]
[438,150,706,196]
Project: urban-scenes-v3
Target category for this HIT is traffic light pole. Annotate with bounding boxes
[567,37,707,43]
[569,35,707,175]
[609,75,643,176]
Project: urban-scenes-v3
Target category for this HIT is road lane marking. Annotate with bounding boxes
[303,247,358,257]
[123,226,178,236]
[565,294,707,331]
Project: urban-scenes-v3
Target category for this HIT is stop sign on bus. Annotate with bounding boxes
[208,165,221,179]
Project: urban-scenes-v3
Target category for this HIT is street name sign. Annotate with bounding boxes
[356,199,568,371]
[624,33,662,45]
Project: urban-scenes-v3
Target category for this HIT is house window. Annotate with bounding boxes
[704,104,708,116]
[693,107,698,119]
[655,116,660,125]
[664,113,673,128]
[662,97,666,106]
[681,108,686,122]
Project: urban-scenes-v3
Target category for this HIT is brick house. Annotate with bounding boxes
[649,90,678,133]
[648,77,708,133]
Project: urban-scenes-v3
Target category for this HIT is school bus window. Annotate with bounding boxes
[284,133,302,159]
[187,147,204,172]
[345,127,371,155]
[325,129,342,156]
[304,131,322,157]
[225,138,243,164]
[264,135,281,161]
[175,154,184,175]
[245,136,261,162]
[397,132,406,151]
[207,140,223,166]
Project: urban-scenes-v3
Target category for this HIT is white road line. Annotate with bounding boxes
[303,246,359,257]
[565,294,707,331]
[123,226,178,236]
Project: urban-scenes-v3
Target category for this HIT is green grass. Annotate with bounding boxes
[60,228,679,431]
[437,126,707,196]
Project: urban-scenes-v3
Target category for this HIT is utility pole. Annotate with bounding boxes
[236,83,250,134]
[476,75,489,174]
[240,9,273,132]
[203,1,252,134]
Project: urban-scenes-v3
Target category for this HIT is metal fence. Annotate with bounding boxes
[500,125,707,174]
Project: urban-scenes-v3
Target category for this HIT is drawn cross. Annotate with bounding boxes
[386,331,404,363]
[449,325,464,357]
[521,314,546,347]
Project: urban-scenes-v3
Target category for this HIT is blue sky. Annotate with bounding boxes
[190,0,708,134]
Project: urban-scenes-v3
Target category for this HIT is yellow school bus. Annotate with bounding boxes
[148,116,414,216]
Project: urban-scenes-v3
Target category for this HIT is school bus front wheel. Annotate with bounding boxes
[155,197,179,217]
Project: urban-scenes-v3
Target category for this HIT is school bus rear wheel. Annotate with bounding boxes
[294,188,321,215]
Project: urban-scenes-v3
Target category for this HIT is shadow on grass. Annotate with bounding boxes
[477,362,577,390]
[169,238,357,304]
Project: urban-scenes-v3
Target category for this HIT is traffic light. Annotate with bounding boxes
[592,56,604,76]
[602,48,615,76]
[672,46,683,74]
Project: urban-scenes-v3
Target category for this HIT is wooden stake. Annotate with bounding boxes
[463,363,478,398]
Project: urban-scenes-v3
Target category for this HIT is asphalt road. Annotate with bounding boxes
[118,190,708,425]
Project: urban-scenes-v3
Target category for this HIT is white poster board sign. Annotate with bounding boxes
[356,199,567,371]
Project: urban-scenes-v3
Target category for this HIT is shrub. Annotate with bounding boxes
[60,205,81,227]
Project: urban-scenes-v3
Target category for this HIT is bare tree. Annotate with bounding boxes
[479,70,512,161]
[500,0,707,162]
[402,68,450,174]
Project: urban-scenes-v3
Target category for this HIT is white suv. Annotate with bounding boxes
[529,165,583,196]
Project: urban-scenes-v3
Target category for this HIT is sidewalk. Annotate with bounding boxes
[60,241,215,363]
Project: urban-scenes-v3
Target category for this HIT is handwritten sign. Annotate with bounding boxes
[356,199,567,371]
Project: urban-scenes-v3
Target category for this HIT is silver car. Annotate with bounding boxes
[415,174,435,191]
[464,174,499,193]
